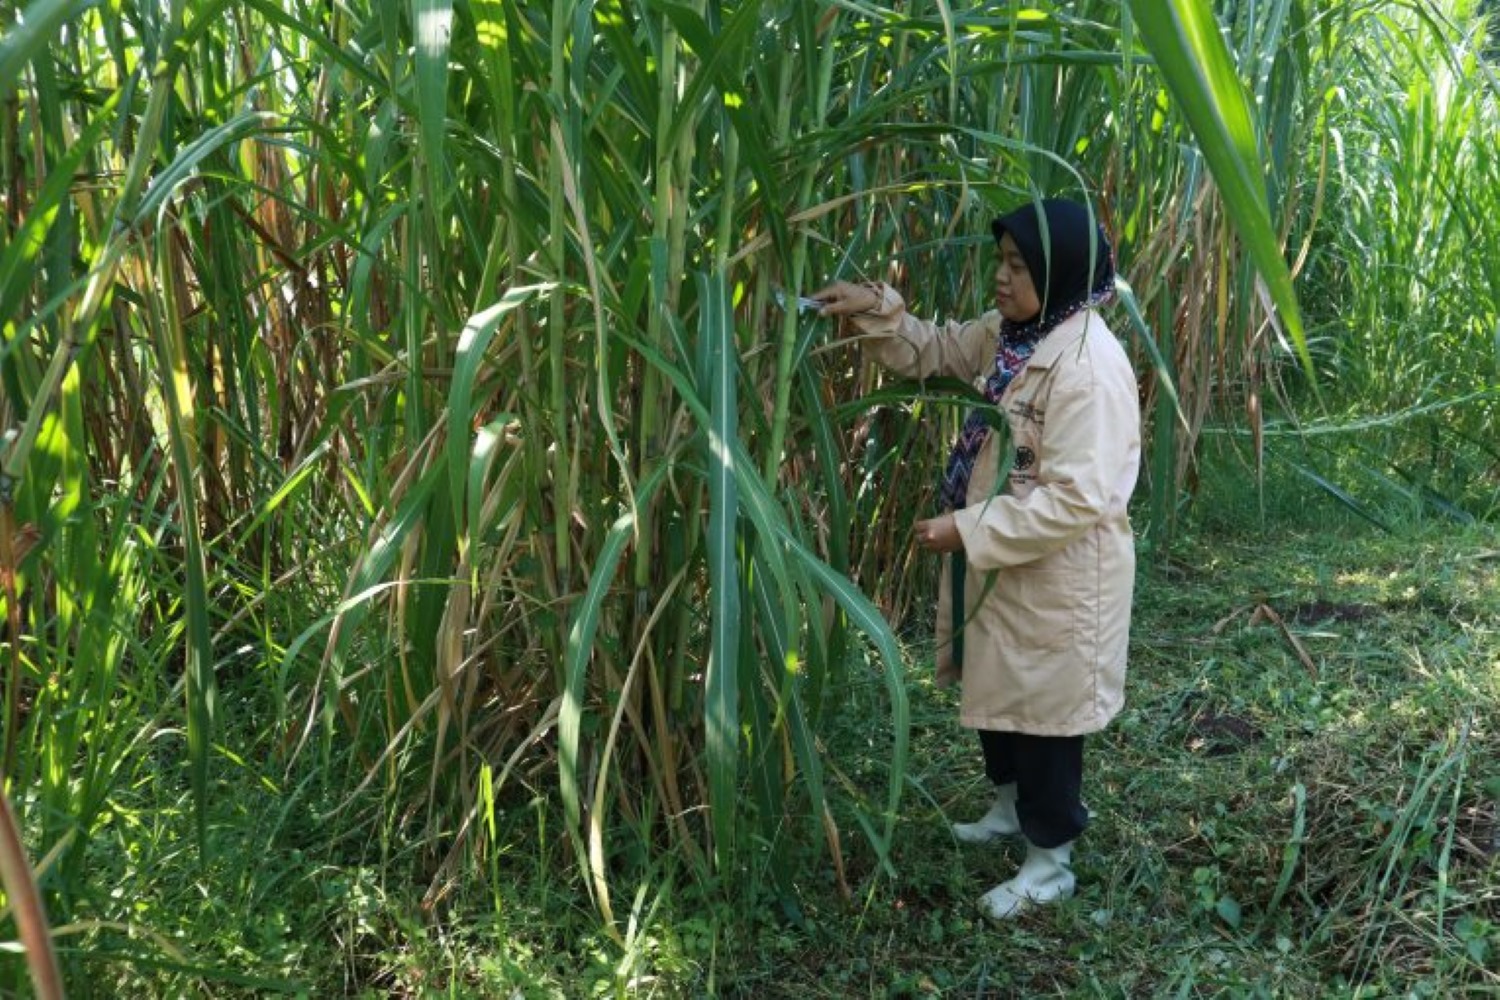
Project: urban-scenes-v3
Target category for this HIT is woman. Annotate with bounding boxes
[814,198,1140,920]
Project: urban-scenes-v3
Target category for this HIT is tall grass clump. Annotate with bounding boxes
[1,0,1496,991]
[1222,0,1500,525]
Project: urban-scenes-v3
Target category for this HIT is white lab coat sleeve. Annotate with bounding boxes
[848,283,999,382]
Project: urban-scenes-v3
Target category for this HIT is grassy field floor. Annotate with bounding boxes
[55,523,1498,997]
[718,524,1500,999]
[603,523,1499,998]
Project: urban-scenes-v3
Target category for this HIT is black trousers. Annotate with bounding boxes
[978,729,1087,848]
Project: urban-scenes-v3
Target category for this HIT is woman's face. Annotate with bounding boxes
[994,233,1041,322]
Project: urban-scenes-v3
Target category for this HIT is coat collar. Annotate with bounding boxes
[1022,310,1096,370]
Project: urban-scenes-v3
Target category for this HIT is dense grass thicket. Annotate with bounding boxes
[0,0,1496,994]
[16,518,1497,997]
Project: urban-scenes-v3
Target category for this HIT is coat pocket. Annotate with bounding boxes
[993,567,1074,652]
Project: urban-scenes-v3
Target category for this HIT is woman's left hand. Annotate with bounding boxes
[914,514,962,552]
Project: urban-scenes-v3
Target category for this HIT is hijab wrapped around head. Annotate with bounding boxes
[940,198,1116,512]
[990,197,1116,335]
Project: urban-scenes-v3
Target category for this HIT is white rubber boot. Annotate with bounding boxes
[977,839,1076,921]
[951,783,1020,843]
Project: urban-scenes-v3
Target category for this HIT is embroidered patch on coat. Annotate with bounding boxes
[1012,400,1045,424]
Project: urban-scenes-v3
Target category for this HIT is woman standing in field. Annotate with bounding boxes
[814,198,1140,920]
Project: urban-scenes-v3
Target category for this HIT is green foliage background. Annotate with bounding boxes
[0,0,1495,993]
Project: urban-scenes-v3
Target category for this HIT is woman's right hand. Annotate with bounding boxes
[811,281,882,317]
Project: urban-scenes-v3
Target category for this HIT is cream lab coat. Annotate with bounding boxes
[855,284,1141,736]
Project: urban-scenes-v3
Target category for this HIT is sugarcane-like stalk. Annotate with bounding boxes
[1,0,187,495]
[762,12,841,482]
[547,0,575,590]
[0,790,61,1000]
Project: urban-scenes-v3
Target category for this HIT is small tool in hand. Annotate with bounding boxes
[773,288,823,314]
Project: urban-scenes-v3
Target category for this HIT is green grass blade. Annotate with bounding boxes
[413,0,454,199]
[700,270,740,864]
[131,112,270,225]
[151,228,216,858]
[1285,461,1392,533]
[749,565,828,839]
[1114,276,1187,433]
[656,0,761,154]
[0,0,90,102]
[780,531,908,877]
[447,284,552,527]
[558,521,623,835]
[1127,0,1311,378]
[0,792,62,1000]
[318,459,446,738]
[240,0,387,90]
[1262,781,1307,925]
[0,89,120,326]
[466,419,518,549]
